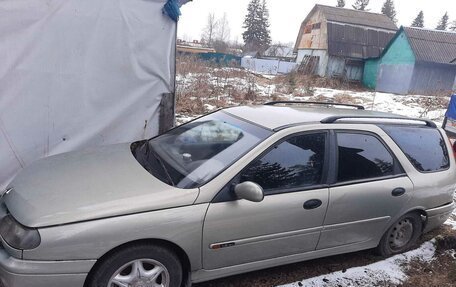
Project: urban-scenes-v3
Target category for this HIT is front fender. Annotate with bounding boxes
[22,204,209,271]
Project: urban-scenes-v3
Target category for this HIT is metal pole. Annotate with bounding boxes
[442,117,448,129]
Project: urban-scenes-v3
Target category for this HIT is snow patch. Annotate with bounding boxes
[261,74,277,80]
[204,104,217,111]
[175,114,199,126]
[445,219,456,230]
[278,241,436,287]
[444,195,456,230]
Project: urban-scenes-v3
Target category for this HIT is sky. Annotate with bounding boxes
[178,0,456,45]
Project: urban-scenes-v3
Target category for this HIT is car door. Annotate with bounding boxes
[202,132,330,269]
[317,130,413,250]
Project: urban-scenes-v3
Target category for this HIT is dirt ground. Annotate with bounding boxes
[402,227,456,287]
[194,227,455,287]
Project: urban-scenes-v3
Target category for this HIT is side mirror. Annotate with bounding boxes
[234,182,264,202]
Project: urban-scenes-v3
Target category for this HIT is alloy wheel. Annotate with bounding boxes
[108,259,170,287]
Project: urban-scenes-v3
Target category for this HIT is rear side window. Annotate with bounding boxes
[381,126,450,172]
[337,133,395,182]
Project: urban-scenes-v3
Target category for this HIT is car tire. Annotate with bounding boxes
[87,243,183,287]
[376,212,423,257]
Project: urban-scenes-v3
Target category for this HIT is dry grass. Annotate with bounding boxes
[333,93,359,105]
[398,91,450,118]
[273,72,366,92]
[401,233,456,287]
[307,94,331,102]
[176,55,267,115]
[175,55,451,121]
[176,54,214,76]
[176,56,337,115]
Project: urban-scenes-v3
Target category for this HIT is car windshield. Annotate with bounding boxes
[132,111,271,189]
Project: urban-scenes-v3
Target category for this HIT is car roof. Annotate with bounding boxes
[223,105,411,131]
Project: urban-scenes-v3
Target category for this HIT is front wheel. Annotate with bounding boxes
[376,212,423,257]
[87,244,183,287]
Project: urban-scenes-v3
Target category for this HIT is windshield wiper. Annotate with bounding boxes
[143,142,175,187]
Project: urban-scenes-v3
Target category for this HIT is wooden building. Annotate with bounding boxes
[294,5,397,81]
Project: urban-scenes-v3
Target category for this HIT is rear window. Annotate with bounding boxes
[381,126,450,172]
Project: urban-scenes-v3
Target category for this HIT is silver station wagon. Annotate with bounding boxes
[0,102,455,287]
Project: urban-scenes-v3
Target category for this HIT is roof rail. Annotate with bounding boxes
[264,101,365,110]
[321,116,437,128]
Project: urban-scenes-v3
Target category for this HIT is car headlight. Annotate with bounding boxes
[0,215,41,250]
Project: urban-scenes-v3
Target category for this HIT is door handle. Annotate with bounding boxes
[303,199,322,210]
[392,187,406,197]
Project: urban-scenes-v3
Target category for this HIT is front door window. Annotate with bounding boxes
[240,133,327,193]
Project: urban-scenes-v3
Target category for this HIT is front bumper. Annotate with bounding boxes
[424,201,455,233]
[0,244,96,287]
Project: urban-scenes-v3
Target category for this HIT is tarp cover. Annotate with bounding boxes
[444,94,456,137]
[445,95,456,121]
[0,0,177,189]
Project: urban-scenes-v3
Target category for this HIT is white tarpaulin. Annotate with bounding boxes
[0,0,180,189]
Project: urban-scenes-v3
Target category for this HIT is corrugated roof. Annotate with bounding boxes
[403,27,456,65]
[317,5,398,31]
[327,22,396,59]
[294,5,397,52]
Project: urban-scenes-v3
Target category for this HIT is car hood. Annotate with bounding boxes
[4,143,199,228]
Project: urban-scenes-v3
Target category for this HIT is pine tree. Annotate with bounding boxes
[411,11,424,28]
[381,0,397,24]
[436,12,449,30]
[336,0,345,8]
[242,0,271,52]
[258,0,272,50]
[449,20,456,32]
[242,0,261,52]
[352,0,369,11]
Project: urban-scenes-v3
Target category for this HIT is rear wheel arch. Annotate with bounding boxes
[379,209,427,237]
[401,208,428,229]
[84,238,191,287]
[377,211,425,257]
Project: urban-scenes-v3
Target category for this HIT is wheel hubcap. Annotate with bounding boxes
[389,218,414,250]
[108,259,170,287]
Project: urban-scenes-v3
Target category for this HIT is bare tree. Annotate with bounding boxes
[264,43,293,58]
[266,44,281,57]
[201,13,218,46]
[216,13,231,42]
